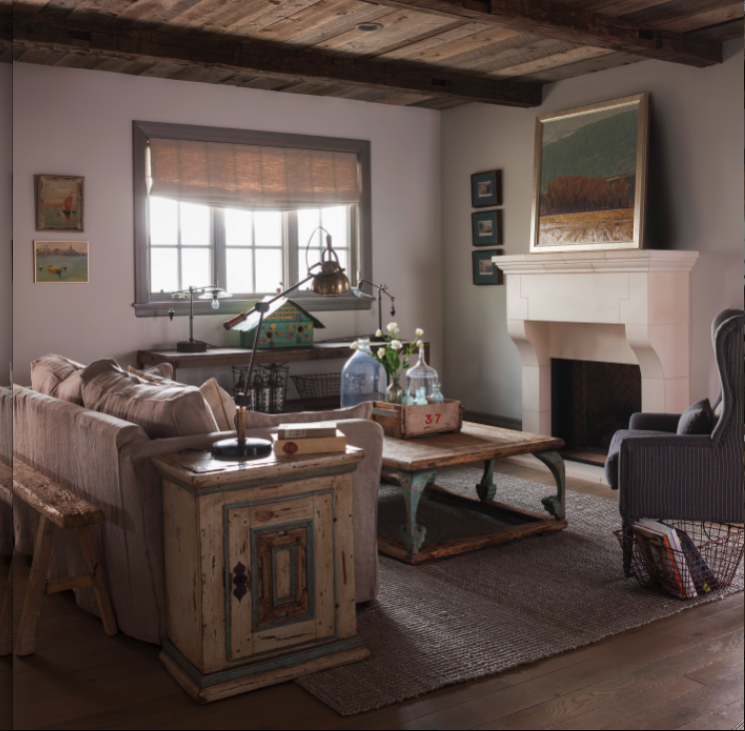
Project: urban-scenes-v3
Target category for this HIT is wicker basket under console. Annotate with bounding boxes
[372,399,464,439]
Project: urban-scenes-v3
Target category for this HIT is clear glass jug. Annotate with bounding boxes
[340,339,387,407]
[405,346,438,403]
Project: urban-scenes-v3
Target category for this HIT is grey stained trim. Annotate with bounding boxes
[465,410,523,432]
[132,121,373,317]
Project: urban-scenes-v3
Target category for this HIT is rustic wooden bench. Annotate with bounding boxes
[12,459,118,656]
[0,460,11,656]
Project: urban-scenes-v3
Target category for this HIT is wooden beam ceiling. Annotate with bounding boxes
[11,14,544,106]
[362,0,725,67]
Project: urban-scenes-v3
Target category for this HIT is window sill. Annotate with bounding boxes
[134,292,373,318]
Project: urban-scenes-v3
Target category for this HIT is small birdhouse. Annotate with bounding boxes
[235,298,325,349]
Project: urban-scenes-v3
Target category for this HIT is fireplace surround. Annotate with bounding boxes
[495,251,699,437]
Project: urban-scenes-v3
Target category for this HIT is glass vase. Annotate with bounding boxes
[405,346,439,403]
[386,374,404,404]
[340,339,387,407]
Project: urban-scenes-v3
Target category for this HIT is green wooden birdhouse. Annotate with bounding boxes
[235,298,325,349]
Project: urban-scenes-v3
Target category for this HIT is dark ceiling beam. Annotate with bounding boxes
[362,0,724,67]
[12,16,544,107]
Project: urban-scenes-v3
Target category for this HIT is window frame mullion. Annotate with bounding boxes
[287,210,298,289]
[214,207,226,291]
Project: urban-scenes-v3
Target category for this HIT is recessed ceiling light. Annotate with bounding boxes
[355,22,383,32]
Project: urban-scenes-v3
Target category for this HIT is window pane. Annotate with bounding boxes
[180,202,211,246]
[226,208,252,247]
[254,211,281,247]
[321,206,349,249]
[226,249,254,294]
[335,248,349,277]
[149,197,178,245]
[151,248,178,293]
[298,208,321,251]
[181,248,211,289]
[297,247,322,290]
[255,249,283,293]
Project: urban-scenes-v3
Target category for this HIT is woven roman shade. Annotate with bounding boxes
[148,137,360,209]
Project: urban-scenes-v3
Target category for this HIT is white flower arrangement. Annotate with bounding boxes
[369,324,423,381]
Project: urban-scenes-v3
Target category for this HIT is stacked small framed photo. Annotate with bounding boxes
[470,170,503,284]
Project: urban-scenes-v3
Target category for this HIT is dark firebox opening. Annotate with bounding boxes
[551,359,642,464]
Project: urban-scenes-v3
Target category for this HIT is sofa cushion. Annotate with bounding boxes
[605,429,670,490]
[81,359,218,439]
[677,398,713,436]
[244,401,373,429]
[199,378,236,432]
[128,363,174,382]
[30,354,85,404]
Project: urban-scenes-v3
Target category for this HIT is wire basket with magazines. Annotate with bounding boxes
[615,521,744,600]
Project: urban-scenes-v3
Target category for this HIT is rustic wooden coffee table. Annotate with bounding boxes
[379,423,566,564]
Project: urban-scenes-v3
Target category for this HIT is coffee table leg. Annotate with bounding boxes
[476,459,496,502]
[398,469,437,555]
[533,450,566,521]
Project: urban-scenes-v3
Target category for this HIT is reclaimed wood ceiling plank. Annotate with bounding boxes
[375,21,491,61]
[619,0,736,23]
[518,49,643,82]
[38,0,87,18]
[201,0,326,38]
[377,91,434,104]
[482,44,615,78]
[14,46,68,63]
[657,4,743,33]
[379,23,521,64]
[251,0,386,45]
[14,0,53,13]
[362,0,722,66]
[111,0,207,28]
[67,0,140,23]
[692,18,743,40]
[311,7,462,58]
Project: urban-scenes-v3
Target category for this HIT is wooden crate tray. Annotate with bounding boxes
[372,399,464,439]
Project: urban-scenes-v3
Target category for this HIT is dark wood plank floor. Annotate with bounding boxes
[5,463,744,730]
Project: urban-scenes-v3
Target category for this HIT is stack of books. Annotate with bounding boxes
[632,519,719,599]
[272,424,346,457]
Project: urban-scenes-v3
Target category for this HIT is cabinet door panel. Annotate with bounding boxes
[227,506,253,662]
[314,491,336,640]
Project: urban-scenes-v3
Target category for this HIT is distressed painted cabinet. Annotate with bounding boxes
[152,447,369,703]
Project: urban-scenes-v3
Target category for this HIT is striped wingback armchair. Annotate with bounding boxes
[608,309,744,576]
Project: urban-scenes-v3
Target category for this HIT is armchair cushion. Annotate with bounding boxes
[676,398,713,436]
[31,353,86,404]
[605,428,669,490]
[628,412,681,433]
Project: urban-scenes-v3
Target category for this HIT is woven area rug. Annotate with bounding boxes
[296,466,744,716]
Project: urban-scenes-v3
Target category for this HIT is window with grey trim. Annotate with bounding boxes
[133,121,372,318]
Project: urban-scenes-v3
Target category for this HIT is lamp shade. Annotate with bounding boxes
[310,260,351,296]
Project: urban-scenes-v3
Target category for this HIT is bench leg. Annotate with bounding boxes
[78,526,118,637]
[16,516,55,656]
[0,563,12,656]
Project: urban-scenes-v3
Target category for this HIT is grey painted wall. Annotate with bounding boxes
[441,39,744,422]
[0,64,10,387]
[12,62,442,390]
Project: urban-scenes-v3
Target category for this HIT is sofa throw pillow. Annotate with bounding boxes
[677,398,714,436]
[128,363,174,382]
[30,353,86,404]
[244,401,373,429]
[199,378,237,432]
[81,359,218,439]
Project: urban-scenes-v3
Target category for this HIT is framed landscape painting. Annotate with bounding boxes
[34,241,89,283]
[35,175,84,231]
[530,93,649,253]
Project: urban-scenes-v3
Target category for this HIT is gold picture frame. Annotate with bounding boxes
[34,240,89,283]
[530,93,649,253]
[35,175,85,231]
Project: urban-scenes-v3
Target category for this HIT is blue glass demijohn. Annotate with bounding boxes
[340,339,387,407]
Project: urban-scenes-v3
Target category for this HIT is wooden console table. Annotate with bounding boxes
[138,342,430,381]
[153,447,369,703]
[379,422,567,564]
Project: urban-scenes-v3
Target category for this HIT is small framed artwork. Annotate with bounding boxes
[35,175,84,231]
[530,92,649,253]
[472,209,502,246]
[471,170,502,208]
[34,240,89,283]
[472,249,503,285]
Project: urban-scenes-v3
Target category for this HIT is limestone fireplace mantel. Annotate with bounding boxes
[494,250,699,436]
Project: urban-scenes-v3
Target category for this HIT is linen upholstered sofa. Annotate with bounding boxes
[6,355,384,645]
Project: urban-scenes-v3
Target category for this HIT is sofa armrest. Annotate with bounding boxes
[628,412,680,433]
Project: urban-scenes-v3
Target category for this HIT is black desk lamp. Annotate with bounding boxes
[169,285,231,353]
[354,280,395,341]
[212,227,350,459]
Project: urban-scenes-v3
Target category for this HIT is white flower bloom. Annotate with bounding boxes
[351,341,360,351]
[390,340,403,351]
[386,322,399,335]
[416,340,424,349]
[375,329,383,338]
[415,328,424,338]
[377,347,387,357]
